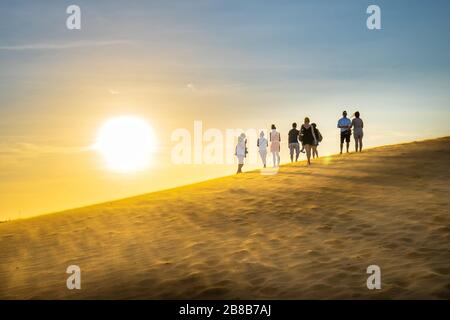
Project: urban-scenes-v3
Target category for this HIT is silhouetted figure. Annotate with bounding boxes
[311,123,322,158]
[337,110,351,154]
[300,117,317,165]
[352,111,364,152]
[288,122,300,162]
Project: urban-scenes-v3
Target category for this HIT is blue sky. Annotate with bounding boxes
[1,0,449,117]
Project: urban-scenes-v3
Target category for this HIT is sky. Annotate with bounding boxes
[1,0,449,220]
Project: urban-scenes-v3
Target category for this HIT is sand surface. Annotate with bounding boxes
[1,138,449,299]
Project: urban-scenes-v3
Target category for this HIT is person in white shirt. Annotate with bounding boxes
[257,131,268,168]
[337,110,352,154]
[235,133,247,174]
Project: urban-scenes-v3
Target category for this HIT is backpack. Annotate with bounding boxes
[316,129,323,142]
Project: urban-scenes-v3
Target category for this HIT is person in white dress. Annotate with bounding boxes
[257,131,268,168]
[235,133,247,173]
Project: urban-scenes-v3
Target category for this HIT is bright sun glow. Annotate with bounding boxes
[94,116,156,173]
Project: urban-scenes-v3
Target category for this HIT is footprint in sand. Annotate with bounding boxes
[317,224,332,231]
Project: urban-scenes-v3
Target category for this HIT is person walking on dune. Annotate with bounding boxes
[269,124,281,167]
[288,122,300,162]
[352,111,364,152]
[257,131,268,168]
[337,110,352,154]
[311,123,322,159]
[300,117,317,165]
[235,133,247,174]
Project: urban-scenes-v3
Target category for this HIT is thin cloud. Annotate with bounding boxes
[183,82,245,95]
[0,40,132,51]
[0,142,91,157]
[108,89,120,95]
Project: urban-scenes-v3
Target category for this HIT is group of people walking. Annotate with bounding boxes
[235,110,364,173]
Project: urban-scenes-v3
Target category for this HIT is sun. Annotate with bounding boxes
[94,116,156,173]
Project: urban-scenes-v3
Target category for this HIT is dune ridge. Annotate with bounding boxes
[0,137,449,299]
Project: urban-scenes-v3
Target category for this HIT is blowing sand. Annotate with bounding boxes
[0,137,449,299]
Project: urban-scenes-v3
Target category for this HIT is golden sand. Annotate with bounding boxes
[0,137,449,299]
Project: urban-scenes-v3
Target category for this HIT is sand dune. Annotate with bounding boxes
[0,138,449,299]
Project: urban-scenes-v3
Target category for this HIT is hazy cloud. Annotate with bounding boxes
[108,89,120,95]
[0,40,132,51]
[0,142,91,157]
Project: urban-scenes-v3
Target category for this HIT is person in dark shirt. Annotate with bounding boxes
[300,117,317,165]
[288,122,300,162]
[311,123,321,158]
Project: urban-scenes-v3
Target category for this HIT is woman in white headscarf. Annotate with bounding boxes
[235,133,247,173]
[257,131,268,168]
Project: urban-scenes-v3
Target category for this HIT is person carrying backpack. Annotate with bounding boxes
[311,123,322,159]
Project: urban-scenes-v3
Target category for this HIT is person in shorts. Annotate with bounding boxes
[337,110,352,154]
[288,122,300,162]
[352,111,364,152]
[300,117,317,165]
